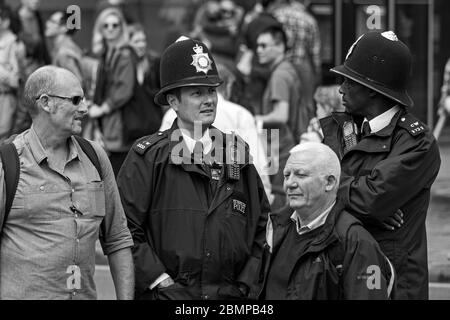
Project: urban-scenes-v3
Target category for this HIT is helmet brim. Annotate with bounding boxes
[331,64,413,108]
[154,75,223,106]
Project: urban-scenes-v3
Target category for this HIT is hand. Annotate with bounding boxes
[157,276,175,289]
[88,103,109,118]
[300,131,322,143]
[381,209,404,231]
[236,48,253,76]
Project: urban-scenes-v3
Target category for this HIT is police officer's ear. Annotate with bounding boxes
[324,174,338,192]
[166,89,182,111]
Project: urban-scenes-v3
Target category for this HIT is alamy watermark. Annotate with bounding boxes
[66,5,81,30]
[358,265,382,290]
[145,122,281,175]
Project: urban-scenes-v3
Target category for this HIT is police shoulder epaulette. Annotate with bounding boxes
[398,113,428,136]
[133,131,167,155]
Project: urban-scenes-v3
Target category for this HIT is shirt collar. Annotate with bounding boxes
[25,125,79,164]
[181,128,213,155]
[290,201,336,235]
[363,105,400,133]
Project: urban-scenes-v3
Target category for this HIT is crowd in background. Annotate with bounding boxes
[0,0,347,212]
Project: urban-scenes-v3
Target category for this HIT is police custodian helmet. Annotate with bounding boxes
[154,36,223,106]
[331,31,413,108]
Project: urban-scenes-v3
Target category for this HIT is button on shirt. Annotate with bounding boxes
[0,127,133,299]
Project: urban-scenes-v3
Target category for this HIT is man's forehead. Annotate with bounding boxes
[181,86,216,92]
[53,71,83,94]
[257,33,274,43]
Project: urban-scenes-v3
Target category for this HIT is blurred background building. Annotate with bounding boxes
[3,0,449,129]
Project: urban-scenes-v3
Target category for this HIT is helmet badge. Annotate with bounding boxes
[381,31,399,41]
[191,44,213,74]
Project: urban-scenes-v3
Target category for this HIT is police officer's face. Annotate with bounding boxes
[339,78,372,116]
[169,86,218,131]
[283,152,329,215]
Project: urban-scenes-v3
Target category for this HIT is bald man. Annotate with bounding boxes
[263,142,394,300]
[0,66,134,299]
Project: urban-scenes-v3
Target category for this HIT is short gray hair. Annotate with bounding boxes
[289,142,341,185]
[23,66,59,118]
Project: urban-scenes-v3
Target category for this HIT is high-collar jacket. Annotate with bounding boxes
[117,122,270,300]
[263,202,392,300]
[320,109,441,299]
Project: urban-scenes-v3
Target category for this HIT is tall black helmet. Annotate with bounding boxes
[154,36,223,106]
[331,31,413,107]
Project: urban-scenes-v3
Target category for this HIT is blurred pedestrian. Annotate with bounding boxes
[321,31,441,299]
[13,0,50,76]
[9,0,50,137]
[90,7,134,176]
[440,57,450,115]
[300,85,344,143]
[191,0,244,69]
[254,25,300,211]
[124,23,163,142]
[263,142,394,299]
[0,66,134,299]
[117,37,270,300]
[0,3,25,143]
[45,11,84,84]
[267,0,321,85]
[236,7,280,114]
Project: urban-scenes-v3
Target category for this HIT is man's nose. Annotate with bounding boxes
[284,175,297,189]
[78,100,88,115]
[204,92,215,104]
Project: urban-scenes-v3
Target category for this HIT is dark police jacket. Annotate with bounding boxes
[263,202,392,299]
[117,122,270,299]
[320,109,441,299]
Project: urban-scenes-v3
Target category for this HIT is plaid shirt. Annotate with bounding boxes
[270,2,321,73]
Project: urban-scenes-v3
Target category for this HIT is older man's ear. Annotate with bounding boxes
[325,175,338,192]
[37,95,51,113]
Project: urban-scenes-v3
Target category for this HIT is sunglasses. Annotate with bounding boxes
[36,94,85,106]
[256,43,276,50]
[103,22,120,30]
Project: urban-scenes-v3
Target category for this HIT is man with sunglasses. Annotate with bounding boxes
[0,66,135,300]
[320,31,441,299]
[254,25,302,211]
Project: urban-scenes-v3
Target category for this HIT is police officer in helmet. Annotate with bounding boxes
[320,31,441,299]
[117,36,270,300]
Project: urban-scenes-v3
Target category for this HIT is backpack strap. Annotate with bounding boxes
[74,136,103,180]
[0,137,103,233]
[0,143,20,232]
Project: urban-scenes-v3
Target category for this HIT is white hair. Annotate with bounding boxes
[289,142,341,184]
